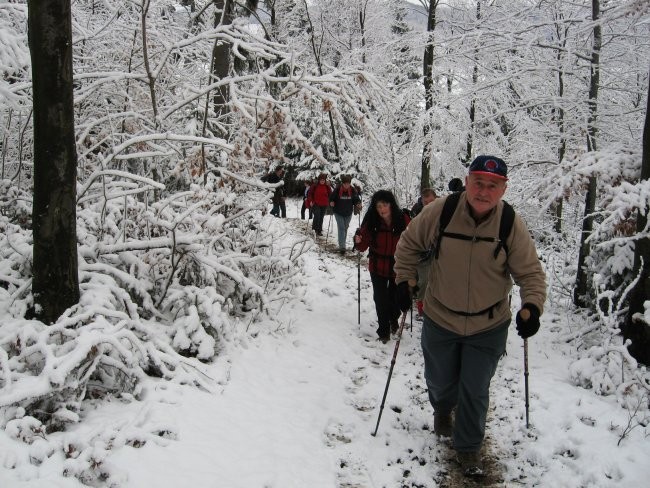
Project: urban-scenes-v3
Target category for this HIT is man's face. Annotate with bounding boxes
[465,174,506,218]
[422,194,436,206]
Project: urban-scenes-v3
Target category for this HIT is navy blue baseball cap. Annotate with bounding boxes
[469,155,508,180]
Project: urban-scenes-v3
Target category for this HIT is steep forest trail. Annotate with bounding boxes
[283,202,649,487]
[286,216,508,487]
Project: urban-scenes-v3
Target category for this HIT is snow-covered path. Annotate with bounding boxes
[3,213,649,487]
[113,216,650,488]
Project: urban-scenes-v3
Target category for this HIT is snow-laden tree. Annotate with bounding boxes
[0,4,391,483]
[1,0,650,483]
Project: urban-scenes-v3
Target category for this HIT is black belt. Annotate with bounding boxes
[443,299,503,319]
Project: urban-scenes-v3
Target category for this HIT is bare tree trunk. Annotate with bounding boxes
[28,0,80,323]
[463,65,477,165]
[212,0,233,129]
[623,73,650,365]
[302,0,340,162]
[574,0,601,308]
[141,0,159,125]
[420,0,438,191]
[200,0,233,181]
[462,1,480,167]
[358,1,369,65]
[552,21,569,233]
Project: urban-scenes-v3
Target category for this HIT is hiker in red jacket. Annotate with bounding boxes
[308,173,332,236]
[353,190,410,343]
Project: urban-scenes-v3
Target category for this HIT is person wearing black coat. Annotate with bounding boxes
[300,180,313,220]
[410,188,437,217]
[266,165,286,218]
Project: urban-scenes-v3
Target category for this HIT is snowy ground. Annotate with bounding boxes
[1,201,649,487]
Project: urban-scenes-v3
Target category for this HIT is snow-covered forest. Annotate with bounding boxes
[1,0,650,486]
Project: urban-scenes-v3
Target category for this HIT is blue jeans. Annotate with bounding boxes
[421,316,509,452]
[334,213,352,250]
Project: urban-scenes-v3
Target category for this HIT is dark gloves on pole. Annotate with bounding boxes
[397,281,413,313]
[516,303,541,339]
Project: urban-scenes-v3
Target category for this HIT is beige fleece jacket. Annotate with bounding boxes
[394,193,546,336]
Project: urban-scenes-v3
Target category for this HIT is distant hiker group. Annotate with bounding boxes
[262,167,361,252]
[296,172,362,253]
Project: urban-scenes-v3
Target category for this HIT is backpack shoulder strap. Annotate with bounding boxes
[441,191,461,231]
[433,192,462,258]
[494,200,515,258]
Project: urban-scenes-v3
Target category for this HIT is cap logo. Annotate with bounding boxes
[469,155,508,180]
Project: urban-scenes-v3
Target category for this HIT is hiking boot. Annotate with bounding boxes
[390,318,399,334]
[434,413,453,437]
[378,335,390,344]
[338,248,346,255]
[456,451,483,477]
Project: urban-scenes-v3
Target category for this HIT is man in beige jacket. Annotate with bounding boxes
[394,155,546,476]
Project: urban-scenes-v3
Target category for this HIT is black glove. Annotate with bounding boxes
[396,281,412,313]
[516,303,541,339]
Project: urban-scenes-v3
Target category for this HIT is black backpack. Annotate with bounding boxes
[432,191,515,260]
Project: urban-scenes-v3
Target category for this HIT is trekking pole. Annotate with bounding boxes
[354,226,362,326]
[371,311,408,437]
[325,208,332,244]
[520,307,531,428]
[354,209,363,326]
[357,252,361,325]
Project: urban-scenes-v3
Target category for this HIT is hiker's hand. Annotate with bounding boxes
[330,201,335,207]
[516,303,540,339]
[397,281,413,313]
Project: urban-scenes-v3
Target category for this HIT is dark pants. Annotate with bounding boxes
[312,205,327,233]
[421,316,509,452]
[271,201,286,218]
[301,199,313,219]
[370,273,400,338]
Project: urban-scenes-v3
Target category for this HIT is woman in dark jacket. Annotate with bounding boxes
[353,190,410,342]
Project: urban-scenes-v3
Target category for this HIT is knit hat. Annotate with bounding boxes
[469,155,508,180]
[340,174,352,184]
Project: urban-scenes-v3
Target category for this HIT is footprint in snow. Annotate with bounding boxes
[324,420,354,446]
[336,456,373,488]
